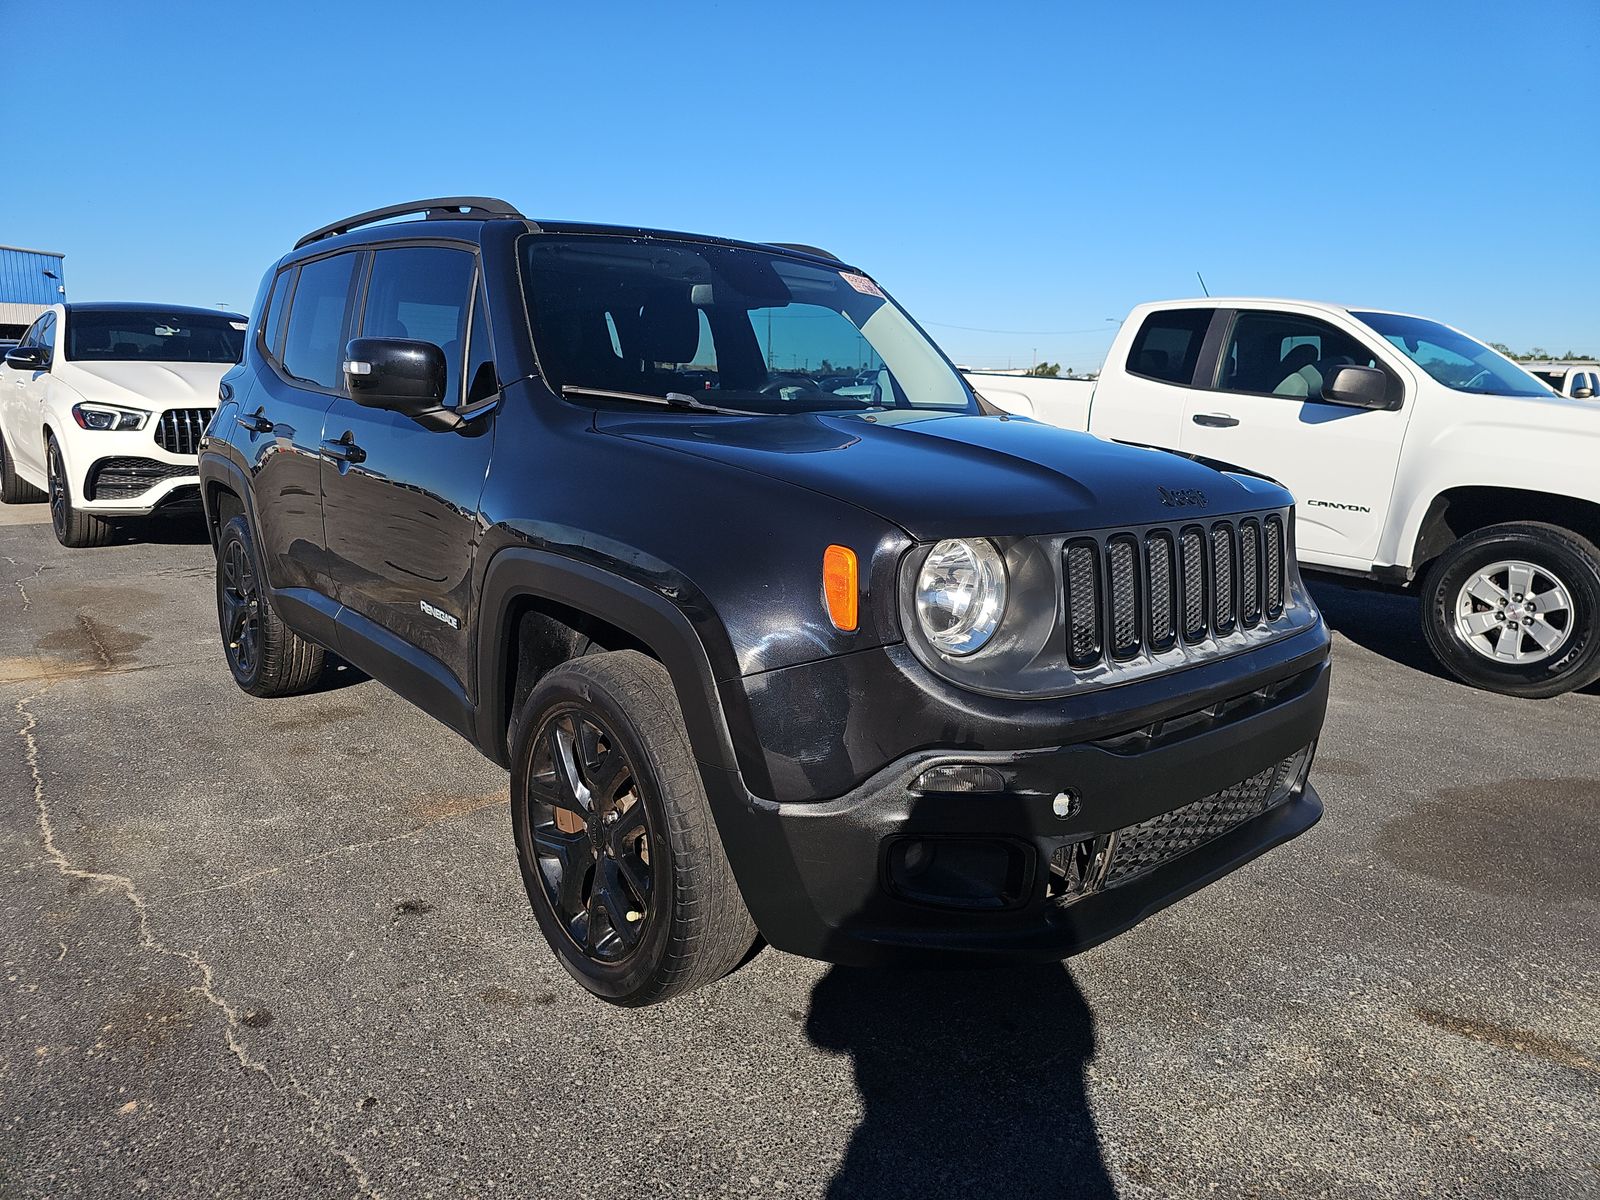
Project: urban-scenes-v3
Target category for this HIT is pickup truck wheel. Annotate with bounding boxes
[1420,522,1600,698]
[46,437,114,548]
[0,431,45,503]
[215,515,325,696]
[510,650,757,1006]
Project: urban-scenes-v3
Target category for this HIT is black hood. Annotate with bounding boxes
[598,409,1292,541]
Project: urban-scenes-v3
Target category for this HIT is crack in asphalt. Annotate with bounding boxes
[75,615,114,672]
[158,792,507,905]
[14,688,387,1200]
[3,554,42,612]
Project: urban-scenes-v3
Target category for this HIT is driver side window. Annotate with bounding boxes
[1217,312,1385,402]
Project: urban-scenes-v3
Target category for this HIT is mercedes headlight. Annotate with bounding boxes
[71,402,149,432]
[914,538,1007,655]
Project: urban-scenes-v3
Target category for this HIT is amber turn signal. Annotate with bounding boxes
[823,544,859,632]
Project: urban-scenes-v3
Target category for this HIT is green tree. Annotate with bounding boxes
[1027,361,1061,378]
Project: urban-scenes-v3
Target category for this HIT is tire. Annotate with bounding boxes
[46,436,114,547]
[0,430,45,503]
[1419,521,1600,699]
[215,514,325,697]
[509,650,757,1006]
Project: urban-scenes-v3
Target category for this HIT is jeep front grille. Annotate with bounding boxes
[1048,744,1313,902]
[1060,512,1289,668]
[153,408,215,456]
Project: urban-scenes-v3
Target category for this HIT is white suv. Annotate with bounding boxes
[0,303,245,546]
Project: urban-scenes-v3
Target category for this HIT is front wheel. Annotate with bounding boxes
[215,514,325,696]
[1419,522,1600,698]
[510,651,757,1005]
[46,437,114,547]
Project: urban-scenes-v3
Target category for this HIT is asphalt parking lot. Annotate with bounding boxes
[1,506,1596,1200]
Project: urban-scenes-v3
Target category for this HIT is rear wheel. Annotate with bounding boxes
[1419,522,1600,698]
[510,651,756,1005]
[215,514,324,696]
[46,437,114,547]
[0,430,45,503]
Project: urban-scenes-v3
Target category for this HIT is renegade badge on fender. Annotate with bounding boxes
[200,198,1331,1005]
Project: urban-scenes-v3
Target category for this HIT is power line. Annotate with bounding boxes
[923,320,1119,336]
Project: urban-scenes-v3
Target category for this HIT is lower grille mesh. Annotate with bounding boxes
[1102,759,1291,888]
[1048,745,1312,902]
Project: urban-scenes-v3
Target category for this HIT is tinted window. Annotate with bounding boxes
[17,318,43,349]
[464,283,497,405]
[39,314,56,353]
[1218,312,1386,401]
[282,254,358,389]
[521,236,974,415]
[359,246,475,407]
[1126,310,1211,384]
[260,270,292,361]
[66,309,244,363]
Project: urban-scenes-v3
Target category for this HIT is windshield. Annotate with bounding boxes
[520,235,976,415]
[1353,312,1550,398]
[67,310,246,364]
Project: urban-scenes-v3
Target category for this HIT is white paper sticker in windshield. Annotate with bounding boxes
[230,321,248,331]
[154,325,180,337]
[841,272,884,298]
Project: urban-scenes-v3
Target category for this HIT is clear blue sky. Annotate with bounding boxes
[3,0,1594,370]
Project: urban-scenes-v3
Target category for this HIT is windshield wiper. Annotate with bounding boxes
[560,385,748,415]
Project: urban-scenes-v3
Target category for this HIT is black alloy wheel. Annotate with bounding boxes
[219,535,261,680]
[522,707,657,963]
[47,439,67,539]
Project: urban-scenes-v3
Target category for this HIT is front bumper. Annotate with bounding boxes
[704,655,1329,966]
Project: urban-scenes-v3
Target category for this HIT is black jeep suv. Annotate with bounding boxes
[200,197,1331,1005]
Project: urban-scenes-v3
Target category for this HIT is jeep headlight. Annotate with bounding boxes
[71,402,149,432]
[914,538,1007,655]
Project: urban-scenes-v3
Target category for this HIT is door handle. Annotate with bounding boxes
[1191,412,1240,428]
[236,410,273,434]
[320,434,366,465]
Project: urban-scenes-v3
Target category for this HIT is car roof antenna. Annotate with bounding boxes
[1196,271,1211,298]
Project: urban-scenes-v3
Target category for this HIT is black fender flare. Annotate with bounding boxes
[474,546,742,781]
[198,452,258,556]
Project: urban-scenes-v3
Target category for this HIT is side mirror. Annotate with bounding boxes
[343,338,458,431]
[4,345,49,371]
[1573,386,1594,400]
[1321,364,1392,410]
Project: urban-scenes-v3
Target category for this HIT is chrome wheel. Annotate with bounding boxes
[1453,559,1573,665]
[219,537,261,677]
[523,708,655,964]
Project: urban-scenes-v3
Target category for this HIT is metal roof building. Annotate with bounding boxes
[0,245,67,338]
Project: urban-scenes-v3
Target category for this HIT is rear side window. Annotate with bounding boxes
[281,254,358,390]
[260,270,292,361]
[1126,310,1211,384]
[359,246,475,406]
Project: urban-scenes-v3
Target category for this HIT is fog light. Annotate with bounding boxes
[911,762,1005,794]
[885,837,1029,909]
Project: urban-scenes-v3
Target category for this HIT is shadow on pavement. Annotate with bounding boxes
[1305,575,1451,682]
[806,964,1116,1199]
[132,513,213,545]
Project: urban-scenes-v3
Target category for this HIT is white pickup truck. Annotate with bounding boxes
[967,298,1600,698]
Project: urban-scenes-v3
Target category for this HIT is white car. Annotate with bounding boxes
[967,298,1600,697]
[0,303,246,546]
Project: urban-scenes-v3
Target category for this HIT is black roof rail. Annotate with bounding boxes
[769,242,842,263]
[294,197,526,250]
